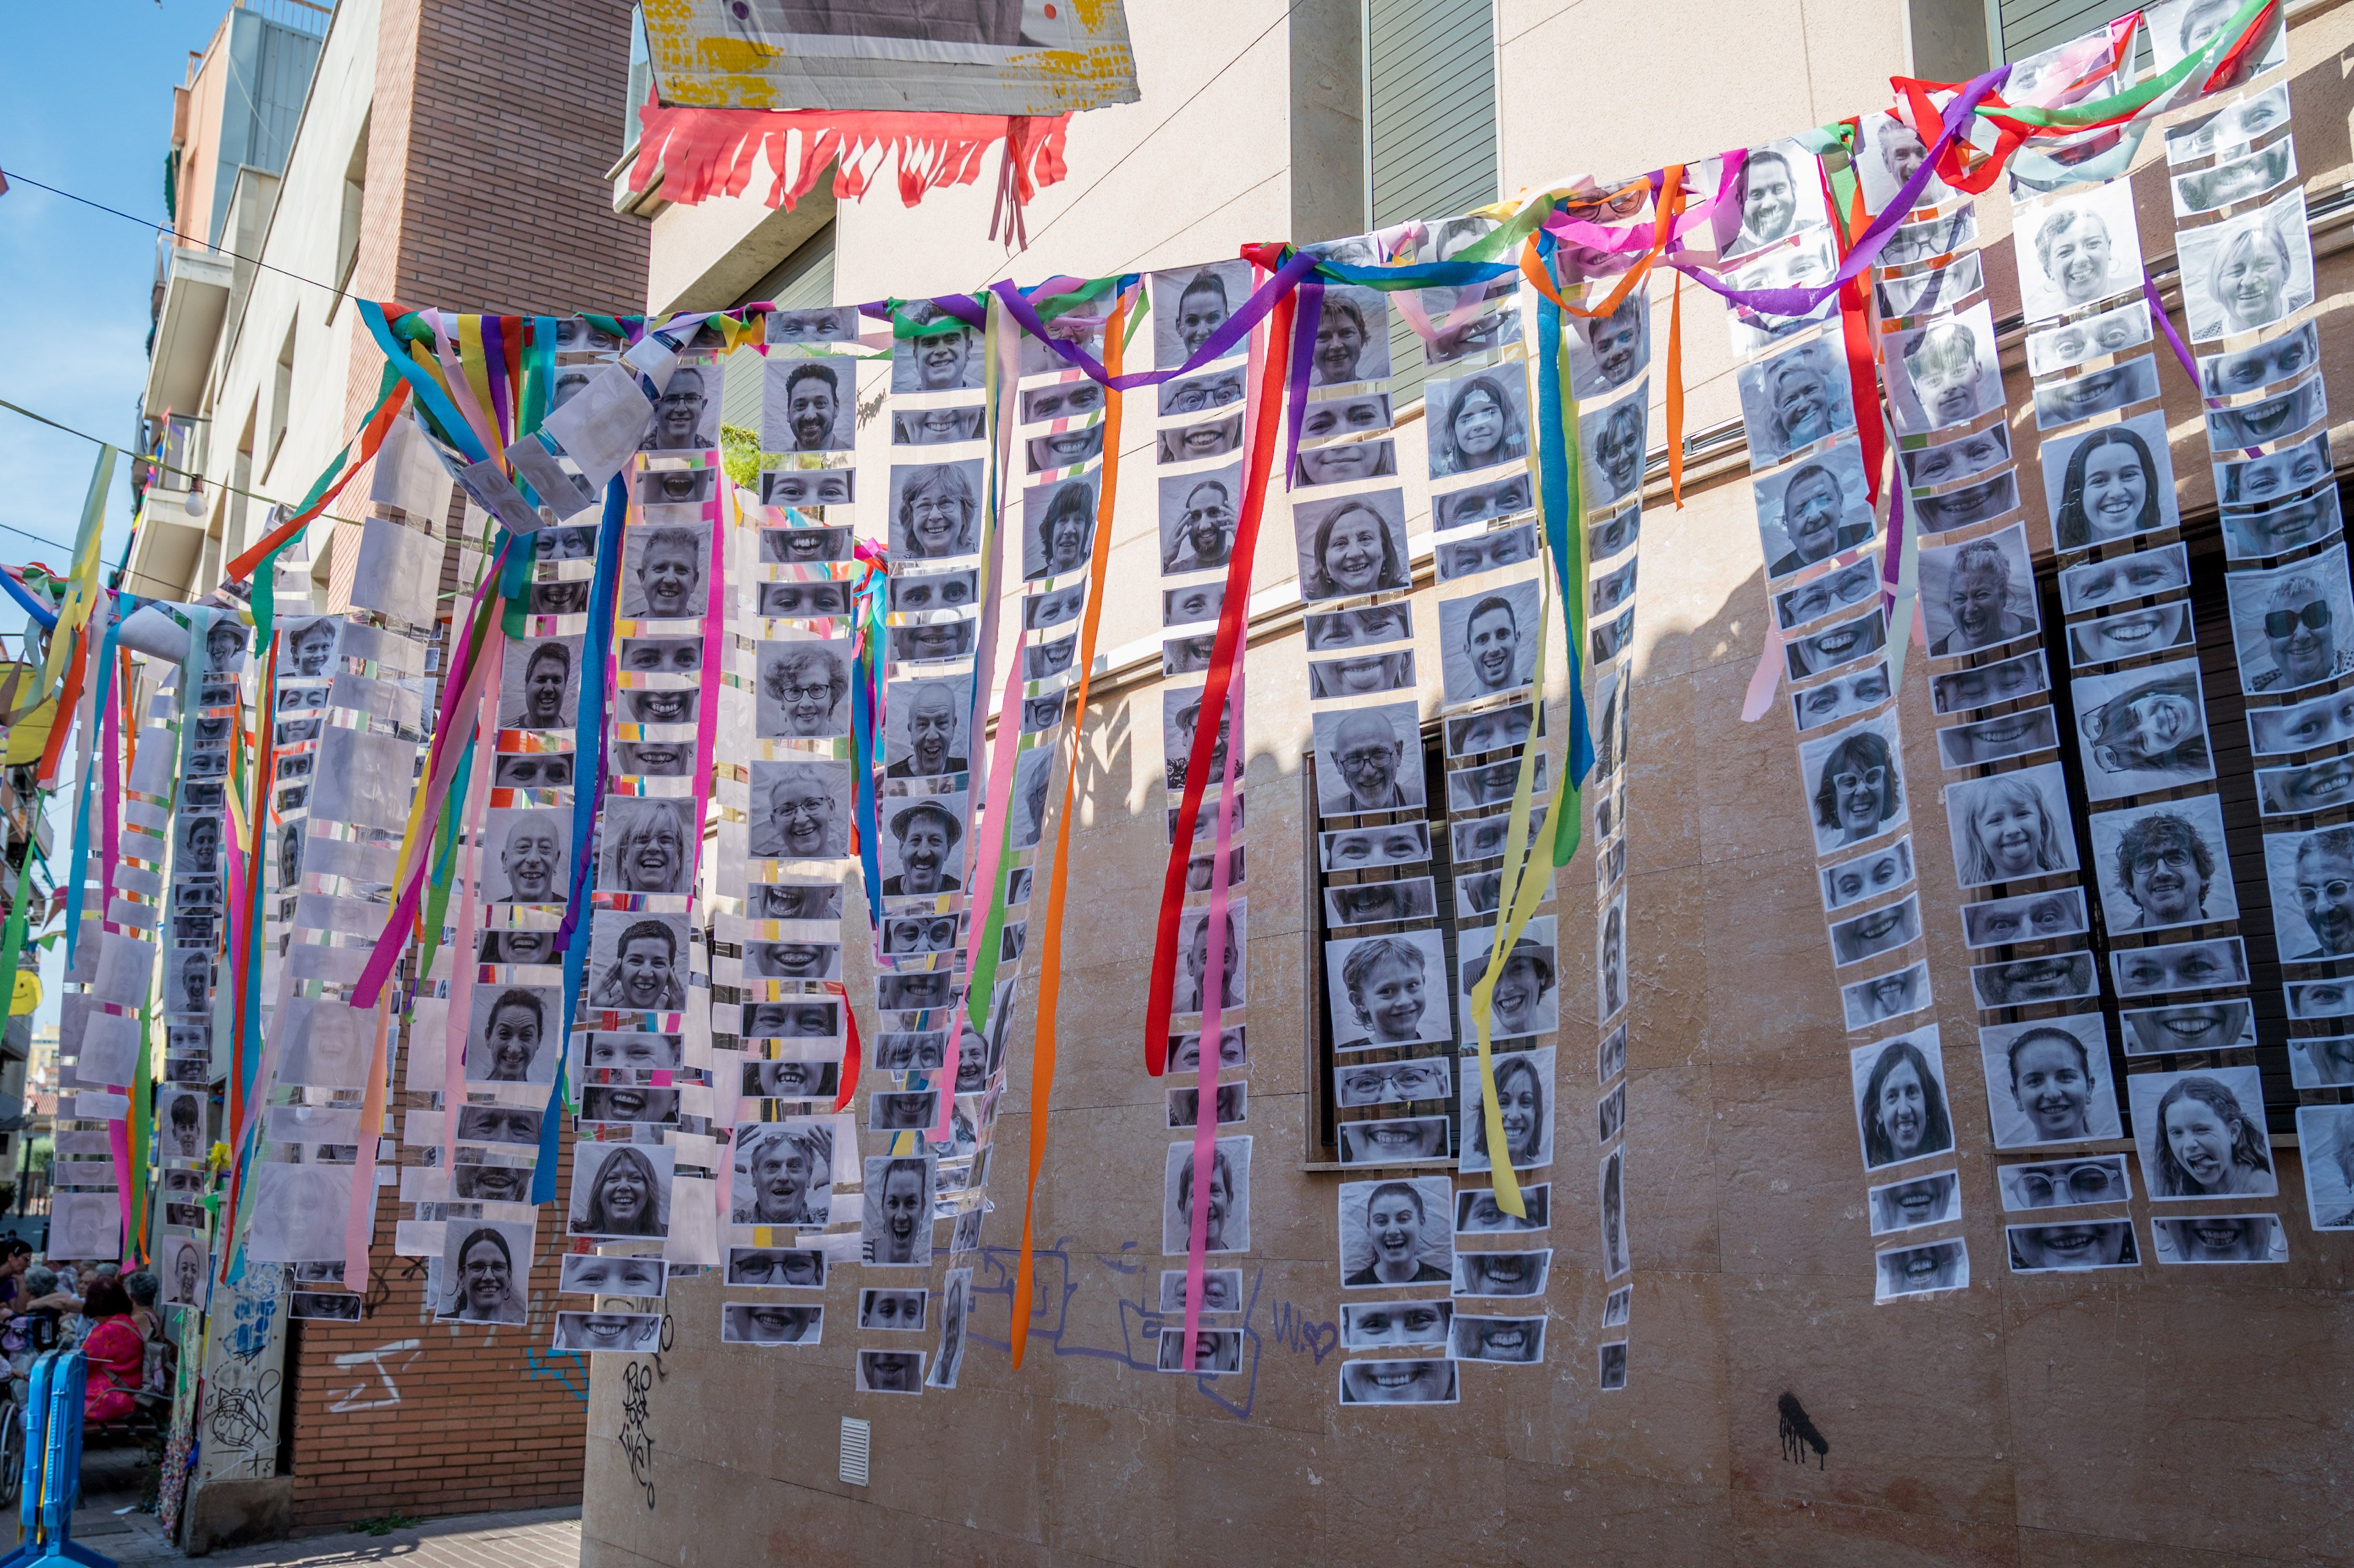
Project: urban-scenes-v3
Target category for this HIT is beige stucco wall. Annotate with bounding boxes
[585,6,2354,1563]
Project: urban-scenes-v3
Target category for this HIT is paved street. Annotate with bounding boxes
[21,1448,579,1567]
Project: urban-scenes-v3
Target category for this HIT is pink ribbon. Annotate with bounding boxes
[1180,671,1242,1369]
[443,635,506,1168]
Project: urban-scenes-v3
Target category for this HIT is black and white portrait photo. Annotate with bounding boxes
[1426,369,1530,479]
[754,579,851,620]
[2057,541,2188,613]
[2128,1066,2278,1201]
[1867,1169,1960,1236]
[2248,682,2354,757]
[927,1267,973,1389]
[1449,1314,1546,1365]
[1578,396,1647,511]
[599,798,693,896]
[1338,1175,1453,1286]
[463,985,561,1084]
[2110,937,2248,999]
[586,910,691,1012]
[2265,824,2354,961]
[1850,1026,1955,1171]
[2295,1104,2354,1229]
[889,460,985,560]
[2025,297,2152,378]
[1821,835,1914,915]
[1921,522,2038,658]
[1310,286,1393,387]
[761,352,855,455]
[2175,187,2312,343]
[436,1219,533,1325]
[745,761,853,866]
[877,795,969,898]
[1567,291,1650,397]
[2033,355,2161,433]
[1944,760,2080,888]
[2014,181,2142,322]
[1737,338,1854,465]
[2258,750,2354,817]
[1152,260,1252,370]
[1441,521,1540,586]
[861,1154,937,1267]
[755,638,851,741]
[1312,702,1423,818]
[883,676,971,781]
[1887,302,2003,436]
[1154,462,1244,576]
[1174,901,1248,1014]
[1456,924,1558,1040]
[2225,541,2354,695]
[1458,1047,1555,1173]
[1162,684,1232,793]
[1023,416,1107,475]
[2149,1213,2288,1264]
[1162,413,1244,467]
[1162,1136,1250,1257]
[1435,580,1540,707]
[891,319,984,394]
[1318,823,1430,877]
[2072,657,2216,802]
[564,1142,671,1240]
[730,1121,838,1228]
[1326,929,1451,1049]
[2089,797,2236,935]
[1753,442,1876,580]
[1023,473,1099,583]
[2007,1221,2140,1273]
[1292,488,1409,603]
[1845,961,1930,1039]
[1855,109,1953,213]
[643,362,721,452]
[501,637,581,732]
[1797,711,1908,856]
[1724,139,1828,258]
[1336,1115,1449,1166]
[1309,649,1415,701]
[764,307,857,348]
[1977,1015,2125,1150]
[1333,1052,1450,1109]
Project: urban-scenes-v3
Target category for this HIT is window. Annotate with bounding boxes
[1992,0,2142,62]
[1364,0,1498,404]
[329,115,369,323]
[1306,713,1544,1163]
[264,323,296,480]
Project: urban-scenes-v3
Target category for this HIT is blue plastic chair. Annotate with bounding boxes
[0,1352,114,1568]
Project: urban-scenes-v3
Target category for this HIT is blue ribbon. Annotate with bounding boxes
[1533,236,1597,791]
[533,472,626,1203]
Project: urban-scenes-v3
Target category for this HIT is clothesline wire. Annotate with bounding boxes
[2,168,353,302]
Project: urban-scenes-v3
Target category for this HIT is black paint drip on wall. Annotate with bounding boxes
[1778,1392,1827,1469]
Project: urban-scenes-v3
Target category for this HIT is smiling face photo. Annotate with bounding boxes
[2015,182,2142,321]
[2176,187,2312,343]
[1312,703,1423,818]
[1978,1015,2123,1150]
[1887,303,2003,436]
[2264,824,2354,961]
[1754,442,1876,580]
[2087,796,2235,937]
[1327,929,1453,1049]
[761,355,856,453]
[1850,1026,1954,1171]
[1579,396,1649,508]
[1436,580,1541,706]
[2071,657,2215,802]
[1738,339,1855,464]
[1151,260,1252,370]
[2225,543,2354,696]
[1944,762,2078,889]
[2129,1065,2277,1200]
[1457,1047,1555,1174]
[1797,711,1908,856]
[1921,522,2038,658]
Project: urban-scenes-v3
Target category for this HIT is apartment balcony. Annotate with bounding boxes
[144,241,233,421]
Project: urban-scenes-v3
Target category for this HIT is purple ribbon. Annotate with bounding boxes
[1280,281,1325,495]
[1676,65,2012,318]
[2143,273,2258,460]
[990,250,1324,391]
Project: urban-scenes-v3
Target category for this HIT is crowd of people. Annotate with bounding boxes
[0,1239,171,1423]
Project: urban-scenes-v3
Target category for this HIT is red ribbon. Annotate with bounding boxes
[1142,248,1296,1078]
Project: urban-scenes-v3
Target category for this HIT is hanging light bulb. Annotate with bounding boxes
[184,482,205,518]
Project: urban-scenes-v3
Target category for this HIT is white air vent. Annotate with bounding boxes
[839,1417,871,1485]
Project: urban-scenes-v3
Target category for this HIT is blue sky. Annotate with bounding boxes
[2,3,233,1029]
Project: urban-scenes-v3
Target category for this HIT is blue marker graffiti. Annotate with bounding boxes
[525,1344,589,1404]
[966,1237,1338,1423]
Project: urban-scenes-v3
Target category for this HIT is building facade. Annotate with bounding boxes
[129,0,647,1543]
[574,0,2354,1564]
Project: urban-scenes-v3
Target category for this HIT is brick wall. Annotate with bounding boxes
[331,0,650,609]
[280,1138,586,1530]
